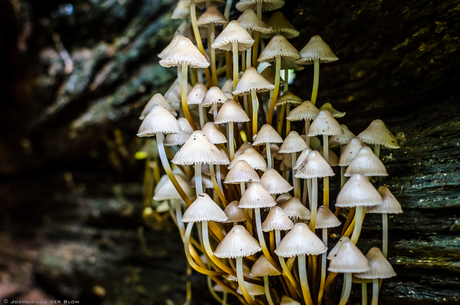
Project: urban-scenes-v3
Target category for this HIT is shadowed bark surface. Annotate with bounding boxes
[0,0,459,304]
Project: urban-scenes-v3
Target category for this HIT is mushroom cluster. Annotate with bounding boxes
[136,1,403,305]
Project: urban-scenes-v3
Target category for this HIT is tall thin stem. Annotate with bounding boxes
[292,152,300,199]
[195,163,203,197]
[311,60,319,105]
[229,122,235,160]
[251,90,258,138]
[267,143,272,168]
[254,208,281,271]
[264,276,274,305]
[298,254,314,305]
[372,278,379,305]
[181,64,198,130]
[362,283,368,305]
[237,257,257,305]
[267,55,281,124]
[190,0,212,86]
[310,177,318,231]
[317,228,328,305]
[351,206,364,244]
[232,42,239,90]
[338,273,352,305]
[382,213,388,258]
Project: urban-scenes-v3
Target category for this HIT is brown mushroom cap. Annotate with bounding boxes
[211,20,255,52]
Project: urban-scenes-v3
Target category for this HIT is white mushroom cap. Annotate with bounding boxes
[214,225,262,258]
[182,193,228,222]
[275,223,327,257]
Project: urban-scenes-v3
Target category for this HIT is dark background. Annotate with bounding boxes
[0,0,459,304]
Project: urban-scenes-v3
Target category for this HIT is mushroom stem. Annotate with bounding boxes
[286,104,291,134]
[302,179,308,206]
[267,55,281,125]
[382,213,388,258]
[264,275,274,305]
[252,33,260,67]
[276,105,285,134]
[323,135,330,208]
[340,166,346,188]
[251,90,258,138]
[275,229,281,247]
[199,104,205,128]
[246,47,252,68]
[279,256,302,299]
[292,152,300,199]
[254,208,281,271]
[189,0,212,86]
[210,164,228,206]
[223,0,232,21]
[267,143,272,168]
[374,144,381,158]
[207,275,223,304]
[209,23,218,87]
[311,59,320,105]
[156,133,192,206]
[371,278,379,305]
[236,256,257,305]
[317,228,328,305]
[351,206,365,244]
[339,273,352,305]
[362,283,368,305]
[195,163,203,197]
[310,177,318,231]
[181,64,198,130]
[298,254,314,305]
[183,222,225,276]
[240,182,246,195]
[174,199,185,239]
[228,122,235,159]
[232,41,239,90]
[305,120,311,146]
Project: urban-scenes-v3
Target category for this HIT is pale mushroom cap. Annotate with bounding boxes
[345,146,388,176]
[279,197,311,220]
[158,35,185,59]
[239,182,277,209]
[140,93,177,119]
[357,119,400,149]
[329,125,355,147]
[201,122,227,144]
[280,295,301,305]
[276,91,303,107]
[187,82,207,105]
[307,110,343,137]
[224,200,247,223]
[265,11,299,39]
[196,5,228,26]
[182,193,228,222]
[214,225,262,258]
[276,193,292,204]
[335,174,382,208]
[164,78,192,105]
[201,86,228,106]
[293,148,311,170]
[159,37,210,69]
[328,239,370,273]
[214,99,250,124]
[224,160,261,184]
[233,67,275,95]
[236,0,285,12]
[258,35,300,62]
[320,102,346,118]
[338,137,366,166]
[262,206,294,232]
[221,79,233,93]
[236,282,265,296]
[327,236,350,260]
[171,0,190,20]
[286,101,319,122]
[237,9,272,33]
[234,142,253,157]
[250,255,281,277]
[275,223,327,257]
[355,247,397,279]
[229,147,267,171]
[153,174,195,201]
[261,169,293,194]
[315,206,341,229]
[253,124,284,146]
[262,143,280,160]
[261,66,276,84]
[297,35,339,64]
[165,118,194,146]
[172,131,230,165]
[279,131,309,153]
[137,106,182,136]
[367,186,403,214]
[295,150,335,179]
[190,174,214,189]
[211,20,255,51]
